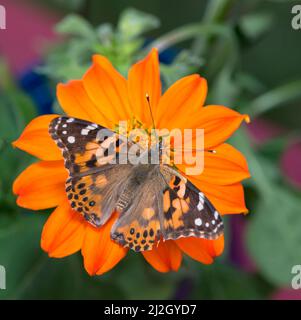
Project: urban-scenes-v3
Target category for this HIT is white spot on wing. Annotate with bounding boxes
[194,218,202,226]
[81,129,90,136]
[197,192,205,211]
[67,136,75,144]
[67,118,74,123]
[214,211,219,220]
[197,202,204,211]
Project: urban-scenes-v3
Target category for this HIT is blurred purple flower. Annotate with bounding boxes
[281,141,301,189]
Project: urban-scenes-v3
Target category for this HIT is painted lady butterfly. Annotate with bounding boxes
[49,116,223,252]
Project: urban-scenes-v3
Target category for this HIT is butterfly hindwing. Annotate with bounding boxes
[110,165,224,252]
[64,164,133,226]
[110,166,164,252]
[111,194,162,252]
[162,170,224,241]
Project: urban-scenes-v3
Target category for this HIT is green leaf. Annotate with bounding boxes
[40,12,152,83]
[242,79,301,118]
[0,62,37,206]
[256,136,288,162]
[235,72,265,95]
[193,263,272,299]
[111,253,178,299]
[0,213,46,299]
[0,213,126,299]
[207,65,239,106]
[232,128,301,287]
[0,59,36,128]
[55,14,96,39]
[239,12,274,40]
[146,23,234,54]
[118,8,160,39]
[203,0,236,23]
[230,129,276,197]
[246,189,301,286]
[96,23,114,46]
[38,41,92,81]
[160,50,204,88]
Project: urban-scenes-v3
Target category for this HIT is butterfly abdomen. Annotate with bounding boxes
[116,190,132,211]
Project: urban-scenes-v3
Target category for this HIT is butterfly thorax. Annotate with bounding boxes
[116,164,169,212]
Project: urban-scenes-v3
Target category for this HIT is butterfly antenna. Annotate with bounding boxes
[146,93,156,130]
[145,93,159,145]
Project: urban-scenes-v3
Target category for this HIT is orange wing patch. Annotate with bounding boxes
[66,173,107,226]
[163,189,188,231]
[111,205,162,252]
[111,211,160,252]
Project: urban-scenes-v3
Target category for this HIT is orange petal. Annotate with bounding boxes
[178,143,250,185]
[188,177,248,214]
[12,115,62,161]
[128,48,161,126]
[81,55,132,127]
[81,213,128,276]
[156,74,207,128]
[193,105,250,149]
[57,80,112,128]
[41,199,86,258]
[169,105,249,149]
[13,160,67,210]
[176,235,224,264]
[213,235,225,256]
[142,240,182,273]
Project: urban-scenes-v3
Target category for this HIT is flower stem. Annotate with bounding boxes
[243,79,301,118]
[203,0,237,24]
[191,0,237,56]
[145,23,233,53]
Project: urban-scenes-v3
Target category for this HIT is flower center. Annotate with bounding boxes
[114,117,175,166]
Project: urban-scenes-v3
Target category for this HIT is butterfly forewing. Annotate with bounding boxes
[49,116,132,226]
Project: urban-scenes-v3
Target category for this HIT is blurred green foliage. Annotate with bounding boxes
[38,8,161,80]
[1,0,301,299]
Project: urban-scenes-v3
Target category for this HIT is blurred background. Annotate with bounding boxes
[0,0,301,300]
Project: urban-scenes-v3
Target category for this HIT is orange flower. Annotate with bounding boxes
[13,49,250,275]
